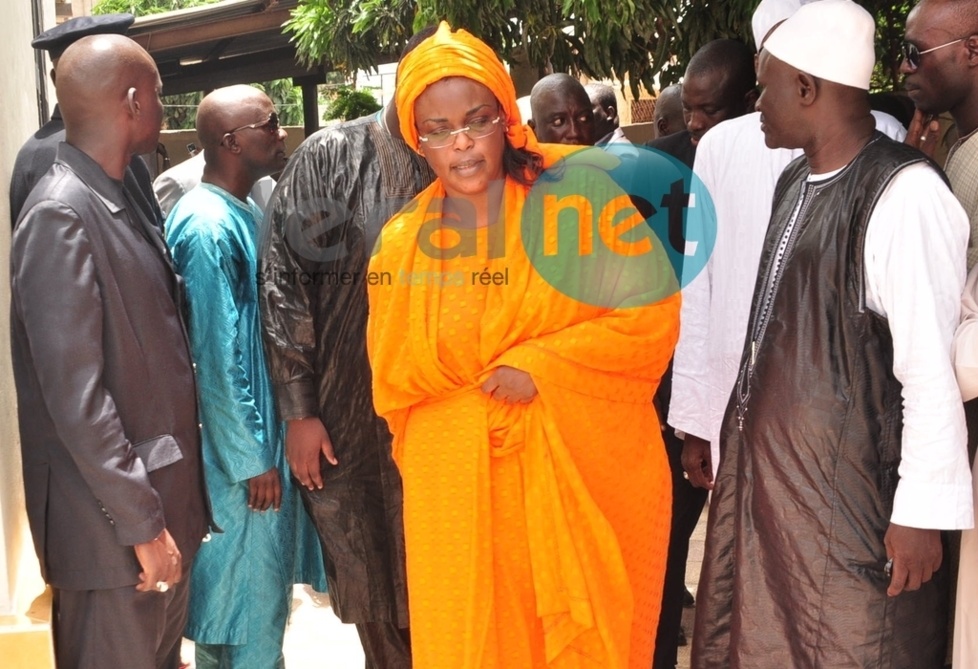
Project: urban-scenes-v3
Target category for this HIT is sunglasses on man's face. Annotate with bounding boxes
[901,38,965,71]
[223,112,281,140]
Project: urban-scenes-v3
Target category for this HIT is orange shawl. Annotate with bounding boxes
[369,171,678,664]
[369,21,679,668]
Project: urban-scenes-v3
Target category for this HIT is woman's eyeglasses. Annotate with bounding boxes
[902,38,965,71]
[419,116,503,149]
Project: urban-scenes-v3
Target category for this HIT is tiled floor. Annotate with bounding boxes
[678,507,708,668]
[182,510,708,669]
[180,586,365,668]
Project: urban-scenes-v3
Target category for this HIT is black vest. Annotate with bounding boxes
[704,133,950,667]
[730,133,941,511]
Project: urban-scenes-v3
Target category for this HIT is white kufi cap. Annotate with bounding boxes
[751,0,802,48]
[763,0,876,90]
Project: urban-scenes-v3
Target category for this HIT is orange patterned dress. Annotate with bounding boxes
[368,158,679,669]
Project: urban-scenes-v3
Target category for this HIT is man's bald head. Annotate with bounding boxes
[197,85,287,188]
[56,34,162,156]
[197,85,274,151]
[528,73,597,145]
[530,73,584,100]
[653,84,685,138]
[912,0,978,27]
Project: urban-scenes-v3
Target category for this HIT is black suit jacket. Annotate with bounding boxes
[644,129,697,169]
[9,105,163,229]
[10,143,210,590]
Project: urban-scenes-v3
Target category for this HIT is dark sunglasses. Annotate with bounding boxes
[902,38,965,70]
[223,112,280,140]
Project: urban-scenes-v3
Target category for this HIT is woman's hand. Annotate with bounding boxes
[481,365,538,403]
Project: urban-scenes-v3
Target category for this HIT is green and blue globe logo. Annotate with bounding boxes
[520,143,716,307]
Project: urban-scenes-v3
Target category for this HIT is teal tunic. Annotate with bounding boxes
[166,183,325,668]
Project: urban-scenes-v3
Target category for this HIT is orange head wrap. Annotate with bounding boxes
[395,22,534,153]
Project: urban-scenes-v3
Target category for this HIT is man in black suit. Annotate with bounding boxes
[10,34,210,669]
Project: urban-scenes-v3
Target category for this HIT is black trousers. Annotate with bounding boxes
[653,427,709,669]
[356,620,411,669]
[53,565,191,669]
[297,476,411,669]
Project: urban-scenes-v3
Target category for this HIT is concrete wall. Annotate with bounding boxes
[0,0,53,618]
[157,126,310,177]
[621,122,656,146]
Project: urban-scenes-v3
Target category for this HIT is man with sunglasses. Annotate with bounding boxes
[165,85,325,669]
[902,0,978,270]
[905,3,978,666]
[257,28,437,668]
[154,133,278,219]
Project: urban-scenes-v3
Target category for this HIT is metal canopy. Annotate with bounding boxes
[128,0,328,134]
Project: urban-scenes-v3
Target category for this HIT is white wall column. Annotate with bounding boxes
[0,0,54,619]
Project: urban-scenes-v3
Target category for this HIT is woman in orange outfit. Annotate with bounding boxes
[367,22,680,669]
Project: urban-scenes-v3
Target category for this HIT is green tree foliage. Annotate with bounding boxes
[93,0,304,129]
[92,0,215,15]
[322,86,382,122]
[286,0,415,74]
[873,1,915,90]
[256,79,305,127]
[286,0,914,95]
